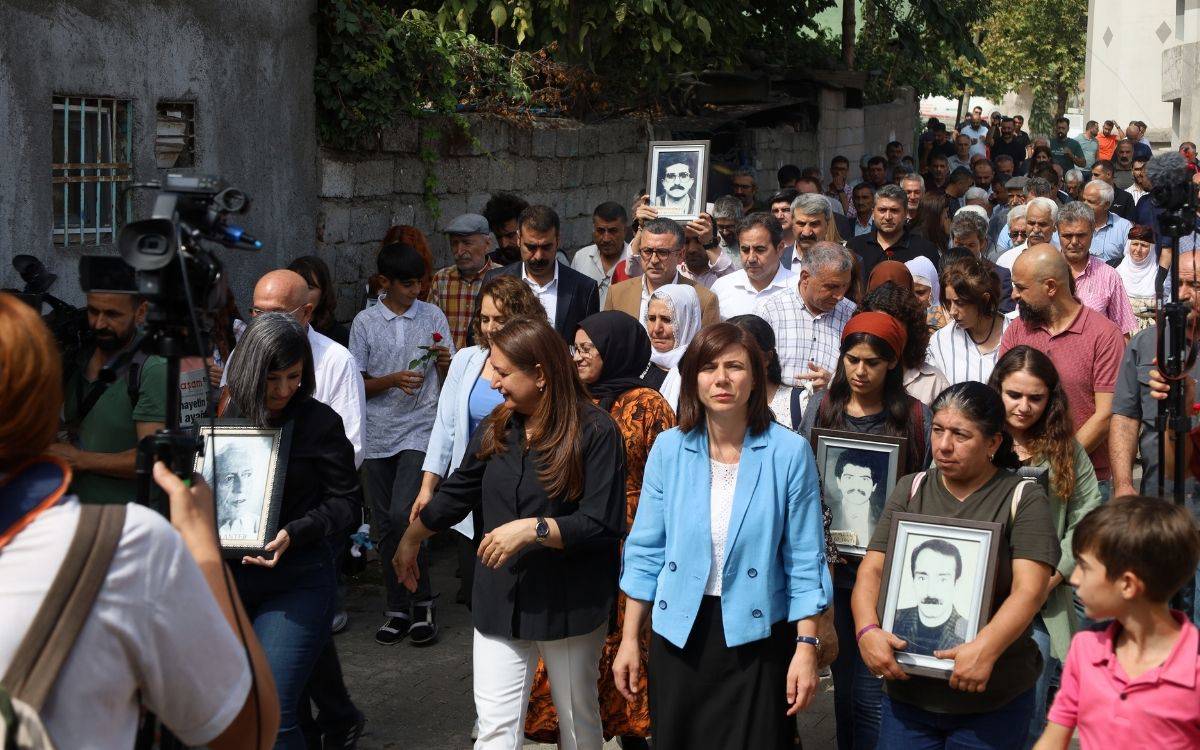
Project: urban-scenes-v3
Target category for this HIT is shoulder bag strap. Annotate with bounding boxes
[1010,479,1031,524]
[1,503,126,711]
[790,385,804,432]
[908,470,928,503]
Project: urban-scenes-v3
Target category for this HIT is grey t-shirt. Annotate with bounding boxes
[868,467,1060,715]
[1111,326,1200,493]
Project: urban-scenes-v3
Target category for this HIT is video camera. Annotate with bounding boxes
[6,254,90,367]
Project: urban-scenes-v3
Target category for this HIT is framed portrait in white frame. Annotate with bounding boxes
[645,140,710,222]
[811,429,907,556]
[877,513,1003,679]
[194,422,291,559]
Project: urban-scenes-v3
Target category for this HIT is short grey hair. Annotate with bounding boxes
[800,242,852,275]
[1064,168,1084,184]
[226,313,315,428]
[1024,177,1053,198]
[1057,200,1096,228]
[1007,204,1028,224]
[1025,197,1059,223]
[951,211,989,242]
[733,168,756,183]
[900,173,925,190]
[791,193,832,220]
[1086,179,1115,209]
[712,195,743,221]
[875,183,908,207]
[964,186,989,203]
[641,217,685,249]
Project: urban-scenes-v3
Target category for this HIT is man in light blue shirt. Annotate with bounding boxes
[1082,180,1132,264]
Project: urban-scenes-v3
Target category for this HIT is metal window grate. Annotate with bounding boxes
[156,101,196,169]
[52,95,133,246]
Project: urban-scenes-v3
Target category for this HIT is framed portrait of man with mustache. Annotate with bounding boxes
[195,422,291,558]
[646,140,710,222]
[878,514,1003,679]
[812,429,907,556]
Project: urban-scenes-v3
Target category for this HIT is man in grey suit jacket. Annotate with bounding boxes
[483,205,599,343]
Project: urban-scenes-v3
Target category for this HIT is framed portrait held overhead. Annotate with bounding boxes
[811,429,907,556]
[646,140,710,223]
[194,421,291,559]
[877,513,1003,679]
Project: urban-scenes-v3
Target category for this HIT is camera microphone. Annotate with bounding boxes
[1146,152,1195,211]
[221,224,263,250]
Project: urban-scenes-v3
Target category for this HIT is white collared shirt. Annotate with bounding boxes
[639,271,682,323]
[308,326,368,467]
[521,262,560,325]
[571,242,631,306]
[709,264,796,319]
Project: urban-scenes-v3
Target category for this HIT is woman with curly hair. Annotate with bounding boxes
[859,277,949,405]
[988,346,1102,745]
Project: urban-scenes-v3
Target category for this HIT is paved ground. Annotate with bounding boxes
[334,537,838,749]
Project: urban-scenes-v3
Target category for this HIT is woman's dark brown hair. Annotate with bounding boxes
[859,282,930,371]
[988,346,1076,501]
[288,255,339,332]
[0,293,62,471]
[940,256,1002,318]
[676,323,773,435]
[911,192,950,250]
[471,275,546,347]
[477,316,591,500]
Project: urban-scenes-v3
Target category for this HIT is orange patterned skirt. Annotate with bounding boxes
[523,590,651,741]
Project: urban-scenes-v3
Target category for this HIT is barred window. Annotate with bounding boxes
[52,95,133,246]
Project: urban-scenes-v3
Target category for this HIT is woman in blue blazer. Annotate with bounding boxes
[411,276,547,603]
[613,322,833,750]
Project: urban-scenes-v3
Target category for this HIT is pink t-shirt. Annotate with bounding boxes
[999,305,1125,480]
[1073,256,1139,336]
[1048,612,1200,749]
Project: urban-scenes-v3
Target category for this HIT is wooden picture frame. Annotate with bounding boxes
[877,513,1004,679]
[646,140,710,223]
[811,429,908,556]
[194,421,292,559]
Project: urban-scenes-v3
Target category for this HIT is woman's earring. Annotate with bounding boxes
[537,383,545,393]
[988,453,995,461]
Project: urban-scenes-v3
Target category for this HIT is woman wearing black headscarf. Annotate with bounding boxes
[524,311,676,747]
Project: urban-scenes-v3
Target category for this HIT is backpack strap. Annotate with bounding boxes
[789,385,804,432]
[908,470,928,502]
[1,503,126,711]
[1010,479,1032,524]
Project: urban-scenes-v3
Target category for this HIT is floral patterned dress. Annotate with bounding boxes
[524,387,676,742]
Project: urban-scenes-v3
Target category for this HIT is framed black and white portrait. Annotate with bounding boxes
[811,429,907,556]
[646,140,710,222]
[877,513,1003,679]
[194,422,291,558]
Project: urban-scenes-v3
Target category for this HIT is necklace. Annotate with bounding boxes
[967,315,998,347]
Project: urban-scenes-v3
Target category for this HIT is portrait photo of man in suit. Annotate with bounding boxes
[653,151,699,218]
[892,538,969,657]
[827,447,889,547]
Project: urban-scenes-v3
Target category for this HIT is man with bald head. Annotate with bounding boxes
[1001,246,1126,492]
[246,269,367,466]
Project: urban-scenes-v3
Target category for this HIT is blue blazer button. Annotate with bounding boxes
[659,600,668,610]
[747,568,757,578]
[752,609,763,618]
[668,562,677,571]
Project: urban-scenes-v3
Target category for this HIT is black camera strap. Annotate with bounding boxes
[68,338,145,434]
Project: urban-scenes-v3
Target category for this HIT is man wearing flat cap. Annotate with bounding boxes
[429,213,499,349]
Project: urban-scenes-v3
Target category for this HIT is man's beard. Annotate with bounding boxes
[94,328,134,353]
[1017,300,1049,326]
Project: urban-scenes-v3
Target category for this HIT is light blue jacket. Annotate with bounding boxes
[621,422,832,648]
[422,345,489,537]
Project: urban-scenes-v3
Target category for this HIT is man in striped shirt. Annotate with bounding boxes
[757,241,856,389]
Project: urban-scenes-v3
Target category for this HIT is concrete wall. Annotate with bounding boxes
[819,87,917,171]
[0,0,319,308]
[1085,0,1179,140]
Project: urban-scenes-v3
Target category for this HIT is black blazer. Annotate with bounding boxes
[420,403,626,641]
[485,261,600,342]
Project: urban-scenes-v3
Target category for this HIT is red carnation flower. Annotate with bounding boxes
[432,332,443,343]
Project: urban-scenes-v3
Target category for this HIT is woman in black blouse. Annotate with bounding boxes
[396,315,626,750]
[224,313,362,750]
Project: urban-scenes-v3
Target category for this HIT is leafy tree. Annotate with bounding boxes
[969,0,1086,131]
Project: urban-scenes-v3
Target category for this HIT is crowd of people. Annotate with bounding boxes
[3,107,1200,750]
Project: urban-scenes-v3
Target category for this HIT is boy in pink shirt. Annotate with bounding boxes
[1034,496,1200,750]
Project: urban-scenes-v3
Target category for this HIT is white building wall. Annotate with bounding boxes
[1085,0,1178,140]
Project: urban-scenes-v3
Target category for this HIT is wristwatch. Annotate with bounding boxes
[795,635,821,649]
[534,516,550,545]
[702,240,718,250]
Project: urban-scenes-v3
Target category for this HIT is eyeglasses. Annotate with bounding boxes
[639,248,678,260]
[1009,230,1028,240]
[665,171,693,181]
[251,304,305,318]
[569,342,597,357]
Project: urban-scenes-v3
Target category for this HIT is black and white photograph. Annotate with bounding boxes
[811,429,907,556]
[878,514,1003,679]
[194,423,290,558]
[646,140,710,222]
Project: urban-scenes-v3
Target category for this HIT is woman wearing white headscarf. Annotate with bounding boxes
[1115,225,1160,332]
[642,284,702,412]
[905,256,947,331]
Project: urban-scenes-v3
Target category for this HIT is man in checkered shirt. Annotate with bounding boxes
[756,241,856,389]
[428,213,498,349]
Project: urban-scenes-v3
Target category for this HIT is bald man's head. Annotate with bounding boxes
[253,270,314,328]
[1011,244,1072,326]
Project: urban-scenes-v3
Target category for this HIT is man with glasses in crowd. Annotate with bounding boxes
[605,213,720,325]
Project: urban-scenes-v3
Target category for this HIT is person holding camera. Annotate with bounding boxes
[46,265,167,505]
[0,292,278,748]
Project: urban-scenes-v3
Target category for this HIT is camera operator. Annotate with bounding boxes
[0,292,279,748]
[45,265,167,505]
